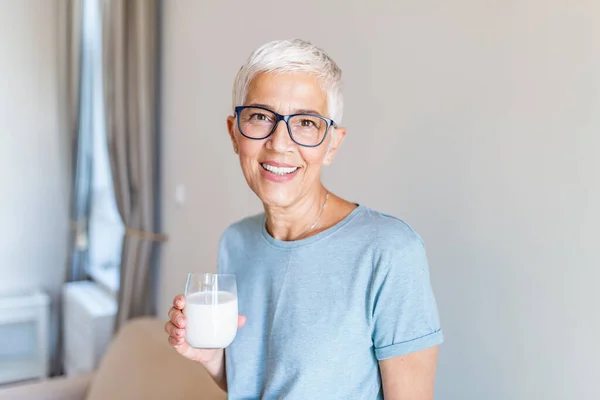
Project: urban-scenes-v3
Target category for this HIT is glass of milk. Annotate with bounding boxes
[184,273,238,349]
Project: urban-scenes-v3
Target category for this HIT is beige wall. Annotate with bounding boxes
[0,0,69,362]
[159,1,600,398]
[0,1,69,306]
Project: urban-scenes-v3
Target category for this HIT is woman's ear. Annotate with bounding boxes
[227,115,239,154]
[323,127,347,166]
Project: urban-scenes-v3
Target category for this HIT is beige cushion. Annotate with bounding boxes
[86,317,226,400]
[0,373,93,400]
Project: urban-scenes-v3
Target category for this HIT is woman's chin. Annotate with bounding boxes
[257,190,299,209]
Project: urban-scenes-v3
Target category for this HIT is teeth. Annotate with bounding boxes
[262,163,298,175]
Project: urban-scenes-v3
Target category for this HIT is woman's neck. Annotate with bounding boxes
[264,187,329,241]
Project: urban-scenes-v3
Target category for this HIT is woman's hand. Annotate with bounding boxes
[165,294,246,366]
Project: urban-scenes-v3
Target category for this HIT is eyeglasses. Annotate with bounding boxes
[234,106,337,148]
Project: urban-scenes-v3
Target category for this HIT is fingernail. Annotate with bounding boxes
[176,317,183,325]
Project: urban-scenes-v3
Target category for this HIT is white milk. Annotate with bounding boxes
[184,291,238,349]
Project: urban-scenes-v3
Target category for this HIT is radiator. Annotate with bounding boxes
[0,291,49,384]
[62,281,116,376]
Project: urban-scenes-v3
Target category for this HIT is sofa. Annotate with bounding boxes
[0,318,226,400]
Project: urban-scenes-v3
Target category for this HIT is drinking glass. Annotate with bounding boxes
[184,273,238,348]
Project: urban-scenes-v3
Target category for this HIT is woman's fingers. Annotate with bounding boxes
[167,307,177,321]
[173,294,185,310]
[168,306,186,329]
[238,314,247,328]
[168,307,185,327]
[164,321,185,339]
[168,333,187,349]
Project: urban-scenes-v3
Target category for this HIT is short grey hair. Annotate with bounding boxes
[232,39,344,124]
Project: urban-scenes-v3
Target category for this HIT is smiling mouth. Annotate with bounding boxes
[261,163,299,175]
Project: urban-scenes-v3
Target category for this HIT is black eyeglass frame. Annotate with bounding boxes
[234,105,337,148]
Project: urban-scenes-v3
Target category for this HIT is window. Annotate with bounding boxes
[84,0,123,293]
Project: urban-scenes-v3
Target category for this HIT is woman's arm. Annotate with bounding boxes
[379,345,439,400]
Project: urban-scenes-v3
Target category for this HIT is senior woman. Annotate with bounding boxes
[166,39,443,399]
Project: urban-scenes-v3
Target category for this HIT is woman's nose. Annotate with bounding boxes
[267,120,294,152]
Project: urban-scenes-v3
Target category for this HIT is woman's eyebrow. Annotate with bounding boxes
[292,108,323,116]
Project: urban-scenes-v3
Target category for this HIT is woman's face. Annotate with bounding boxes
[227,72,346,208]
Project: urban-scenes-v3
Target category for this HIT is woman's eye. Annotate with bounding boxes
[300,119,316,127]
[251,113,267,120]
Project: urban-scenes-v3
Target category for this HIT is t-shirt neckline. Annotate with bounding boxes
[261,204,365,249]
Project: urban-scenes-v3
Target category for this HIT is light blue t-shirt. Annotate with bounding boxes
[218,205,443,399]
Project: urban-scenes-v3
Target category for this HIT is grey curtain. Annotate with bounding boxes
[58,0,85,376]
[101,0,164,330]
[66,0,91,283]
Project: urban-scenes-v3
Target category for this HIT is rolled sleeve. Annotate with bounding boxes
[375,329,444,360]
[371,237,444,360]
